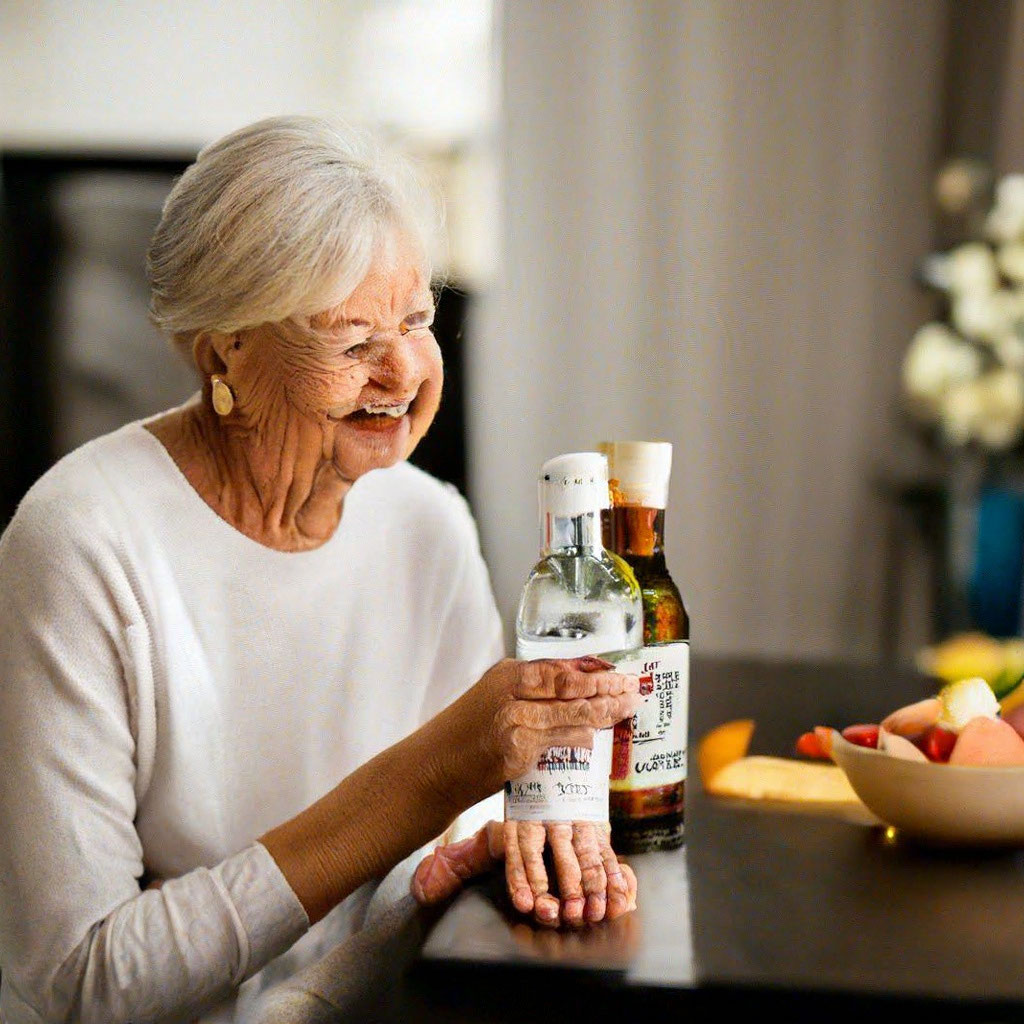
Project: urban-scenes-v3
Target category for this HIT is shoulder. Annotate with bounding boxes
[1,424,153,561]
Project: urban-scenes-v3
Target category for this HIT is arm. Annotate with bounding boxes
[0,505,305,1023]
[405,497,640,929]
[0,498,637,1022]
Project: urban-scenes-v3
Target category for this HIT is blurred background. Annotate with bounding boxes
[3,0,1024,669]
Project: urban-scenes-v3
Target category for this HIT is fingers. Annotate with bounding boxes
[503,820,534,914]
[508,693,640,731]
[411,821,505,906]
[596,825,630,920]
[518,822,560,927]
[514,659,641,701]
[620,861,638,912]
[502,820,639,927]
[547,822,585,928]
[571,822,608,924]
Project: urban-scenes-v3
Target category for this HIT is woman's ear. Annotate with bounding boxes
[192,332,234,377]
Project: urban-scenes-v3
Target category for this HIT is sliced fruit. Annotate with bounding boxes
[1001,676,1024,716]
[1003,702,1024,740]
[814,726,835,758]
[697,719,755,788]
[841,724,880,749]
[705,755,860,803]
[995,639,1024,700]
[796,731,827,759]
[878,727,928,762]
[992,668,1024,701]
[880,698,941,739]
[920,725,957,763]
[949,716,1024,766]
[918,631,1005,684]
[938,677,1000,733]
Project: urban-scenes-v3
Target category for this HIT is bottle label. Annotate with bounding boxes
[608,642,688,790]
[504,728,613,822]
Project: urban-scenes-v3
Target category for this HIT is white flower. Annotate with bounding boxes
[952,291,1011,340]
[903,323,981,418]
[941,369,1024,449]
[994,332,1024,370]
[998,174,1024,215]
[941,380,985,445]
[945,242,998,296]
[986,175,1024,243]
[999,243,1024,283]
[978,368,1024,448]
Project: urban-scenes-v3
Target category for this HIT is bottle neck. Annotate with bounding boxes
[541,510,604,556]
[609,506,666,559]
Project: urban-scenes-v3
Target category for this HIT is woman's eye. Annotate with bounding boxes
[400,313,435,334]
[342,341,371,358]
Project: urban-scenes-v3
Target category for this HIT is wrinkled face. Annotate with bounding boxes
[235,231,443,482]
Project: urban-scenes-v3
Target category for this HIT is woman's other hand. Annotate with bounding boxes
[412,820,638,928]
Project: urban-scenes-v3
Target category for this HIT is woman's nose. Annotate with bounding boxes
[371,337,421,391]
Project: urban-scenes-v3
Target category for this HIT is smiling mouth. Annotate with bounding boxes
[327,396,415,423]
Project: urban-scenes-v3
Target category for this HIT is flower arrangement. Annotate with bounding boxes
[903,161,1024,450]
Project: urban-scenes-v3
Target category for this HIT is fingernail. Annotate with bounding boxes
[538,902,558,922]
[424,856,446,887]
[585,894,606,922]
[513,888,533,913]
[563,897,585,925]
[576,656,615,671]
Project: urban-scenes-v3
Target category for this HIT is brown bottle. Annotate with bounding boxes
[600,441,688,853]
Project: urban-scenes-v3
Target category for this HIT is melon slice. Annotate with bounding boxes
[880,698,941,739]
[949,716,1024,766]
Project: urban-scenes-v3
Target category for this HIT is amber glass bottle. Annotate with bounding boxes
[600,441,689,853]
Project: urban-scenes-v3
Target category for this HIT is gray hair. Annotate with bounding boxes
[147,115,442,352]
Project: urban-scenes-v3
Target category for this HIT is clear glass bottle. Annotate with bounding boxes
[506,452,643,823]
[600,441,689,853]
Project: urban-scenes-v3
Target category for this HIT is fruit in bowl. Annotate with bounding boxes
[798,674,1024,845]
[797,676,1024,767]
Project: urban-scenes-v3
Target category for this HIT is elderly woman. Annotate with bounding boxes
[0,116,639,1023]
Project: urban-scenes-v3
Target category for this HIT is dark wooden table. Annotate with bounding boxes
[407,657,1024,1021]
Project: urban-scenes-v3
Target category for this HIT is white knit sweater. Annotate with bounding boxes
[0,414,504,1023]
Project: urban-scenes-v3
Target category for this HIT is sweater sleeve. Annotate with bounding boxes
[0,496,308,1023]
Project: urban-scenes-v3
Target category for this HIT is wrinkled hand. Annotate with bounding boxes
[412,819,637,929]
[460,656,640,795]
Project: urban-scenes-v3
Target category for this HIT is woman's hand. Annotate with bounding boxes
[263,656,638,927]
[441,655,641,800]
[412,820,638,928]
[413,656,640,927]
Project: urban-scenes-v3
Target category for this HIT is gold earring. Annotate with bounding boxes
[211,376,235,416]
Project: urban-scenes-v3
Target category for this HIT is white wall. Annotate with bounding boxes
[472,0,946,661]
[0,0,491,150]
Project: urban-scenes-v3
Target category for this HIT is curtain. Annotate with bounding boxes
[470,0,950,660]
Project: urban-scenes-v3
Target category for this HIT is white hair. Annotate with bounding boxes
[147,115,442,352]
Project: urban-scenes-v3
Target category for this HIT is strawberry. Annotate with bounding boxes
[796,731,827,759]
[841,724,880,749]
[921,725,957,763]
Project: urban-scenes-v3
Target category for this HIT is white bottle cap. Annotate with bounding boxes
[598,441,673,508]
[539,452,610,517]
